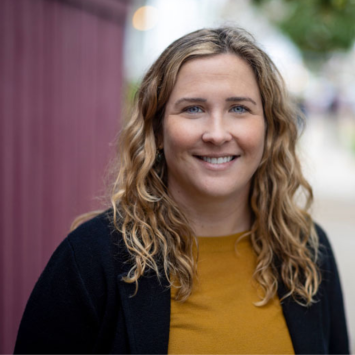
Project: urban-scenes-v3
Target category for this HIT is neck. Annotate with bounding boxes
[170,189,252,237]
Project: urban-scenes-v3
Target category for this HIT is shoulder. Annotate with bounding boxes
[64,209,129,279]
[66,208,128,255]
[67,209,116,247]
[314,222,332,252]
[313,222,337,272]
[313,222,344,297]
[14,210,127,354]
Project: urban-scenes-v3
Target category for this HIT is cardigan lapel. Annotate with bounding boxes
[112,227,171,354]
[117,271,171,354]
[278,282,326,354]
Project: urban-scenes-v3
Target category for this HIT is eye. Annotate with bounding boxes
[183,106,203,114]
[230,105,248,114]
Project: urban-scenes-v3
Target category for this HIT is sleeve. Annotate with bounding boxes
[316,224,350,354]
[14,238,100,354]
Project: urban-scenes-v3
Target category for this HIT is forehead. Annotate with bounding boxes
[167,53,261,105]
[181,53,250,72]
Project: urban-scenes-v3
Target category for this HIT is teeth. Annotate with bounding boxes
[202,156,234,164]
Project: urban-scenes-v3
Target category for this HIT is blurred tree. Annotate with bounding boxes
[252,0,355,55]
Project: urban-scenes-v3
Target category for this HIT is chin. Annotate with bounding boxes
[195,180,250,200]
[196,187,244,200]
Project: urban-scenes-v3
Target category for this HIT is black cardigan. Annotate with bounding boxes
[14,210,350,354]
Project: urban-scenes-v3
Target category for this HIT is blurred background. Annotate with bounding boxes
[1,0,354,353]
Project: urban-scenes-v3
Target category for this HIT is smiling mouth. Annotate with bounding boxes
[195,155,239,164]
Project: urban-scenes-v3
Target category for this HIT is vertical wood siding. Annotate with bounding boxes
[0,0,128,352]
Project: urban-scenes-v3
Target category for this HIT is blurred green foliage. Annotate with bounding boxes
[252,0,355,54]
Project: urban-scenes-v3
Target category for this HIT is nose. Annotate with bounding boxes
[201,114,232,146]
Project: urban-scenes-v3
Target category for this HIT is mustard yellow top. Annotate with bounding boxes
[168,232,294,354]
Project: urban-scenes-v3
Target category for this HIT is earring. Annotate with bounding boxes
[156,149,163,163]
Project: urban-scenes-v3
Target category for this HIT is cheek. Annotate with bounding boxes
[239,120,266,155]
[163,119,198,154]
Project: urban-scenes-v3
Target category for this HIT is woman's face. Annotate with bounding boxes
[162,53,265,203]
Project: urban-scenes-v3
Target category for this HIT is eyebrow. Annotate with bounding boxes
[174,96,257,106]
[174,97,207,106]
[226,96,257,105]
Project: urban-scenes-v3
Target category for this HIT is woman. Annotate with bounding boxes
[14,27,349,354]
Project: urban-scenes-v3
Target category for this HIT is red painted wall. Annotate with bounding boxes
[0,0,129,352]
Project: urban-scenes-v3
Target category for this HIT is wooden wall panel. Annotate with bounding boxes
[0,0,129,352]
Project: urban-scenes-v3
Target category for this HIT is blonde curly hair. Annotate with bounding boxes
[73,27,321,307]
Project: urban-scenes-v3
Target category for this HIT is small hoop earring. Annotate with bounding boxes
[156,149,163,163]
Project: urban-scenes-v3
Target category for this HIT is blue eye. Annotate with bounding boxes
[185,106,203,114]
[231,105,247,113]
